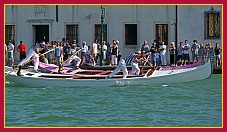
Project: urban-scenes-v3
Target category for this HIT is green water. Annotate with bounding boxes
[5,75,222,127]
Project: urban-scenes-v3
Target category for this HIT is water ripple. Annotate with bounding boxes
[5,75,222,127]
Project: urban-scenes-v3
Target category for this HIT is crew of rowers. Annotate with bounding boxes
[6,39,220,77]
[107,39,219,78]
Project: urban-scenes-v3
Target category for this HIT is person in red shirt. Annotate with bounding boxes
[17,41,27,61]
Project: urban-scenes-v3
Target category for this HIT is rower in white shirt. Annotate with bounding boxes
[107,58,128,79]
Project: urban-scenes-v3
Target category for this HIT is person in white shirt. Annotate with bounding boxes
[92,40,99,66]
[7,41,14,66]
[107,58,128,79]
[63,47,81,68]
[81,41,88,64]
[103,41,107,61]
[33,48,40,72]
[159,42,167,66]
[181,40,191,65]
[17,48,40,75]
[129,52,141,76]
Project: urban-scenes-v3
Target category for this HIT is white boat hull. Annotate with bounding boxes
[5,60,212,88]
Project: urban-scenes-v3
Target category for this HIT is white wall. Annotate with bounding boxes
[178,5,222,46]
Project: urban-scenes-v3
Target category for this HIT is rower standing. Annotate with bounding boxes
[107,58,128,79]
[129,51,142,76]
[17,48,40,76]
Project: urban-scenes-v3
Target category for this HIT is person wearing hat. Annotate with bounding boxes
[129,53,141,76]
[129,50,148,75]
[116,40,120,44]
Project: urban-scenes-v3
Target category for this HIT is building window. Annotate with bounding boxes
[95,24,107,42]
[156,24,168,45]
[125,24,137,45]
[66,24,79,43]
[204,10,220,39]
[5,25,15,44]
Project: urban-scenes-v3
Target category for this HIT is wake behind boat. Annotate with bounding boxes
[5,59,212,88]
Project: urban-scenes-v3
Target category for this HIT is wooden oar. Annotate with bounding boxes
[19,48,55,66]
[62,49,81,65]
[144,66,158,77]
[5,48,55,77]
[23,48,55,65]
[5,67,18,76]
[50,49,81,74]
[40,48,55,56]
[140,54,151,74]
